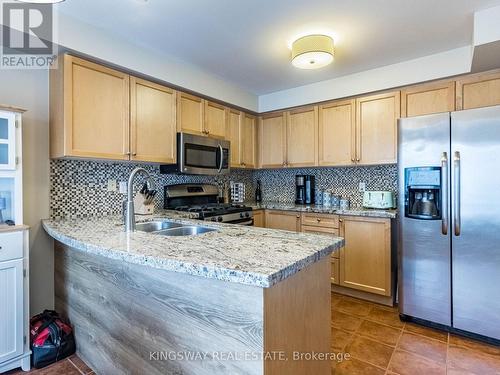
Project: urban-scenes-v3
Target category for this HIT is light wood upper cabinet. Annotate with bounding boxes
[130,77,177,164]
[226,109,241,167]
[286,106,318,167]
[456,69,500,110]
[265,210,301,232]
[356,91,400,165]
[241,113,257,168]
[401,80,455,117]
[50,55,130,159]
[177,92,204,136]
[339,216,391,296]
[259,112,287,168]
[204,101,226,139]
[318,100,356,166]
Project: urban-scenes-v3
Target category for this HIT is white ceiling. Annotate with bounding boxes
[56,0,500,95]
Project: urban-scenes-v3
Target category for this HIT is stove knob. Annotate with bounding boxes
[211,217,216,222]
[240,213,244,218]
[245,212,250,218]
[217,216,223,222]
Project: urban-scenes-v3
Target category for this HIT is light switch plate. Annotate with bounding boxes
[358,182,366,192]
[119,181,127,194]
[107,179,117,192]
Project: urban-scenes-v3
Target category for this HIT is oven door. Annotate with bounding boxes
[179,133,230,175]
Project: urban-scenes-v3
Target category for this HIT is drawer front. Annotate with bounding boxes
[0,231,23,262]
[301,213,339,228]
[301,225,340,237]
[331,257,340,285]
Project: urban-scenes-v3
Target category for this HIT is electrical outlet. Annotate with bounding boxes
[107,179,117,192]
[358,182,366,193]
[119,181,127,194]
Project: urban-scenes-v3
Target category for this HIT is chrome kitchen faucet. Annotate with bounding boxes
[124,167,155,232]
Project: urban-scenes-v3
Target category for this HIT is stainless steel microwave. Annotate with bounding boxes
[160,133,230,175]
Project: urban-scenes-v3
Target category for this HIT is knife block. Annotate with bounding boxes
[133,193,155,215]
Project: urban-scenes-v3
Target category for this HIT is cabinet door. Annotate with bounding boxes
[265,210,300,232]
[456,70,500,110]
[258,113,286,168]
[130,78,176,163]
[318,100,356,166]
[356,91,400,165]
[401,80,455,117]
[64,55,130,160]
[0,111,16,170]
[241,113,257,168]
[253,210,265,228]
[286,106,318,167]
[226,109,241,167]
[204,101,227,139]
[339,216,391,296]
[0,258,24,363]
[331,258,340,285]
[177,92,204,135]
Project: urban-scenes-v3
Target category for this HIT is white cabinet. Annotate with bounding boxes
[0,111,16,170]
[0,230,30,373]
[0,258,24,364]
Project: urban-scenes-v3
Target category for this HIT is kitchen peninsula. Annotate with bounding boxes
[42,212,343,375]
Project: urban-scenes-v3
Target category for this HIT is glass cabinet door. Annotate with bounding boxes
[0,111,16,170]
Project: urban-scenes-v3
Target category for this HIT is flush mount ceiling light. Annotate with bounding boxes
[291,34,334,70]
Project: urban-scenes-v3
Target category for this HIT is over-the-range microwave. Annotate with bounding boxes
[160,133,230,175]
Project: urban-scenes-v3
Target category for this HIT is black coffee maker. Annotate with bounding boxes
[295,175,315,205]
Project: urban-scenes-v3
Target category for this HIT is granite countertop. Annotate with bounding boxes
[42,210,343,288]
[247,202,397,219]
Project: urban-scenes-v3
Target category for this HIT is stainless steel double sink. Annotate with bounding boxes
[135,220,217,236]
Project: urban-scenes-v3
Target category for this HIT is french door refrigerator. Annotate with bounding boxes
[398,105,500,342]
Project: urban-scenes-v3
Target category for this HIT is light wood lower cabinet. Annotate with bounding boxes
[331,258,340,285]
[339,216,391,296]
[130,78,176,163]
[456,69,500,110]
[401,80,456,117]
[253,209,265,228]
[265,210,301,232]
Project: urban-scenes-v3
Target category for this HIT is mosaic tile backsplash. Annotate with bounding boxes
[50,159,397,219]
[253,165,398,207]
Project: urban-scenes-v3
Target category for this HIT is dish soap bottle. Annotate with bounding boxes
[255,180,262,203]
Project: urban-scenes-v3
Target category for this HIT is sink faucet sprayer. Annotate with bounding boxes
[124,167,155,232]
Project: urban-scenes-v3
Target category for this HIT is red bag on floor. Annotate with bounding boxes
[30,310,76,369]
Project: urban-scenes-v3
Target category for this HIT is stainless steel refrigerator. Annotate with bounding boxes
[398,105,500,341]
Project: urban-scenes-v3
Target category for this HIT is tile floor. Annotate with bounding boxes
[331,293,500,374]
[6,293,500,375]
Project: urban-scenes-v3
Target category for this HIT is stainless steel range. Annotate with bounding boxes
[164,184,253,225]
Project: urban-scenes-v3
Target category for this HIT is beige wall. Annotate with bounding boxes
[0,68,53,315]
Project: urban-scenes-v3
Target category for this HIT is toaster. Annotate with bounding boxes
[362,191,396,209]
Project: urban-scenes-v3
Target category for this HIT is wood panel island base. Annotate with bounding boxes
[54,242,331,375]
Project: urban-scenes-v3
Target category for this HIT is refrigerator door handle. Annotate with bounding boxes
[441,152,448,235]
[453,151,461,236]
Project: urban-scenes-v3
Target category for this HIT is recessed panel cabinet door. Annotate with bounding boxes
[241,113,257,168]
[318,100,356,166]
[265,210,300,232]
[286,106,318,167]
[130,78,176,163]
[259,113,286,168]
[456,70,500,110]
[227,109,241,167]
[0,259,24,364]
[177,92,204,136]
[356,91,400,165]
[401,81,455,117]
[65,55,130,160]
[339,216,391,296]
[204,101,226,139]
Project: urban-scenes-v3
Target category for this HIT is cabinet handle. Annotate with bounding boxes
[296,215,300,218]
[356,157,360,162]
[317,218,321,222]
[339,218,343,222]
[125,151,131,156]
[132,152,137,156]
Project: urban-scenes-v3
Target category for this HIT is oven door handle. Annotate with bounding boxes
[229,218,254,225]
[217,144,224,173]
